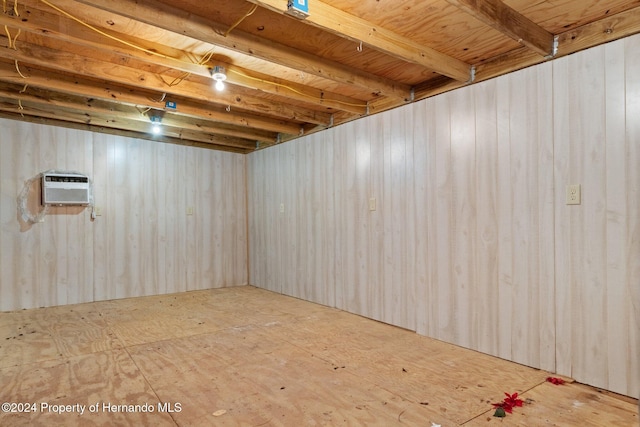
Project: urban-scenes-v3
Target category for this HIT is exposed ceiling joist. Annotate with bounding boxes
[0,99,257,150]
[248,0,473,82]
[0,109,254,153]
[0,7,367,115]
[2,40,334,125]
[445,0,556,57]
[556,4,640,56]
[475,5,640,82]
[72,0,412,100]
[0,59,303,136]
[0,81,278,143]
[0,0,638,153]
[364,5,640,118]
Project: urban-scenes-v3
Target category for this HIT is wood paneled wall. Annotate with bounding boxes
[0,122,247,311]
[247,34,640,398]
[0,123,95,310]
[553,36,640,399]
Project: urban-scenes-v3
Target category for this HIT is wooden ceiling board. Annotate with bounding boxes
[15,1,371,105]
[155,0,258,28]
[0,57,304,134]
[504,0,640,32]
[0,83,278,148]
[318,0,519,61]
[81,0,410,97]
[169,2,436,85]
[7,35,338,125]
[0,0,638,151]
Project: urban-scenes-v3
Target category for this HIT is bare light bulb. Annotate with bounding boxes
[152,123,162,135]
[211,66,227,91]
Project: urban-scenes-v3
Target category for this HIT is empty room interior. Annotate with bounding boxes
[0,0,639,425]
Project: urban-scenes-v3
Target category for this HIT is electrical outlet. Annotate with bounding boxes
[94,206,102,216]
[279,203,285,213]
[186,206,194,215]
[566,184,581,205]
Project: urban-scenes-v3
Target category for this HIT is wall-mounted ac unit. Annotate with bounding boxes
[42,173,90,205]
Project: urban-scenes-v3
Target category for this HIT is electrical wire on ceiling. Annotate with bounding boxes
[18,82,28,116]
[136,106,152,115]
[5,24,27,79]
[148,92,167,104]
[4,0,23,78]
[224,4,258,37]
[34,0,369,110]
[14,60,26,78]
[3,1,28,116]
[2,0,19,16]
[4,17,26,79]
[38,0,218,90]
[39,0,176,62]
[159,49,216,87]
[228,68,368,108]
[159,71,191,88]
[4,25,20,48]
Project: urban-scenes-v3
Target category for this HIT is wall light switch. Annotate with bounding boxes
[566,184,581,205]
[369,197,377,211]
[279,203,285,213]
[186,206,194,215]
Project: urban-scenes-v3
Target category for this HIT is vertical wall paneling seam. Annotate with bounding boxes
[472,88,479,351]
[92,134,96,302]
[245,154,251,286]
[471,89,478,349]
[549,57,558,373]
[445,96,454,343]
[603,45,610,390]
[551,56,558,377]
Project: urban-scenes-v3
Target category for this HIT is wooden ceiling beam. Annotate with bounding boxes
[248,0,472,82]
[0,59,303,136]
[0,81,277,143]
[0,110,254,153]
[475,5,640,82]
[247,0,472,82]
[0,40,333,126]
[400,5,640,105]
[0,4,367,115]
[218,64,368,115]
[445,0,555,57]
[71,0,411,100]
[555,4,640,56]
[0,99,257,150]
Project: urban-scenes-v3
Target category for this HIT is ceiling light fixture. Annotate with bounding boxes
[211,65,227,91]
[150,114,162,135]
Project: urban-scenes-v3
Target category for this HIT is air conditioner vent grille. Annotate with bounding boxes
[42,173,91,205]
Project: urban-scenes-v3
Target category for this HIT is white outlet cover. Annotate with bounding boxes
[566,184,581,205]
[369,197,377,211]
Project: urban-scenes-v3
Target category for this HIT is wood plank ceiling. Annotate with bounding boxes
[1,0,639,153]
